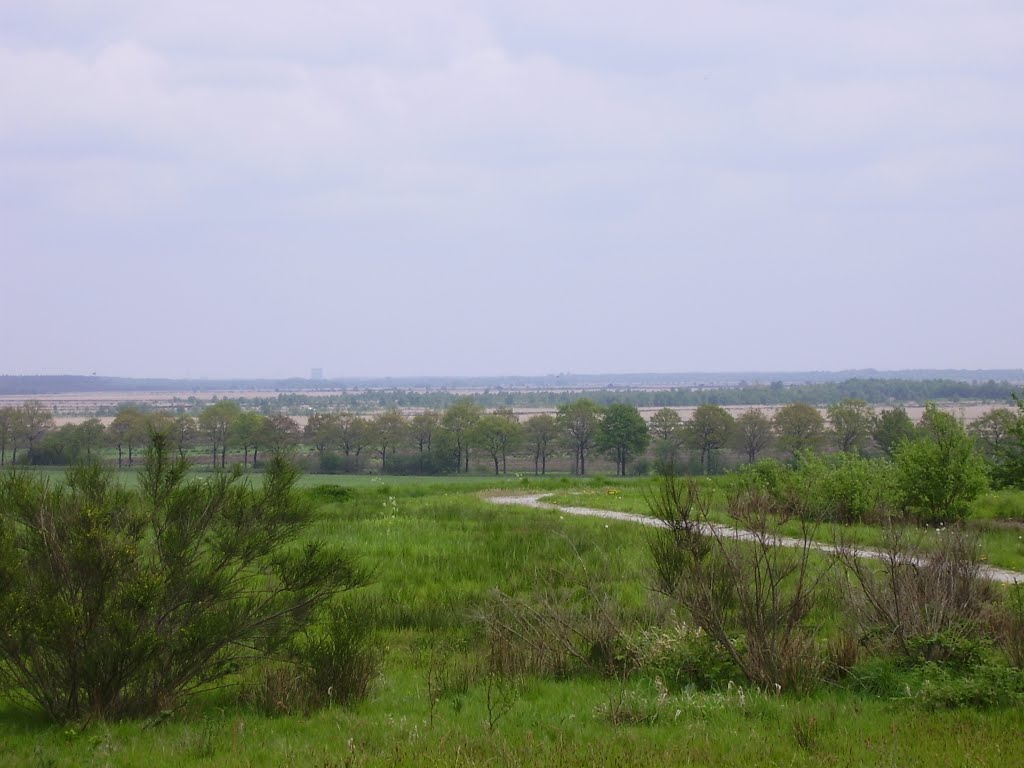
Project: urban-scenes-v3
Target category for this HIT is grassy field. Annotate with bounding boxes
[1,473,1023,766]
[539,479,1024,573]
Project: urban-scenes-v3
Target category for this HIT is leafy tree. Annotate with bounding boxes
[440,398,482,473]
[304,412,340,467]
[970,405,1024,488]
[0,407,18,466]
[826,399,875,453]
[472,413,522,475]
[72,418,106,461]
[595,403,649,476]
[649,407,685,470]
[108,406,147,468]
[17,401,55,465]
[234,412,268,467]
[336,412,371,459]
[772,403,825,459]
[0,434,367,722]
[262,414,301,457]
[992,395,1024,489]
[872,407,917,457]
[684,404,735,473]
[410,411,440,472]
[523,414,558,475]
[733,409,773,463]
[198,400,242,468]
[894,403,988,524]
[370,409,407,472]
[170,414,198,459]
[556,399,602,475]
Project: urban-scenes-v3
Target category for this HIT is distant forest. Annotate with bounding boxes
[236,378,1020,414]
[2,369,1023,398]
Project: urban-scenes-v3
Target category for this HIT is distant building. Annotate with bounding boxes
[311,368,323,381]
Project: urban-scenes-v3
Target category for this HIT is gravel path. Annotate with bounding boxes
[487,493,1024,585]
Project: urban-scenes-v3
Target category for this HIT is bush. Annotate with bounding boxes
[624,619,741,691]
[648,475,830,693]
[894,404,988,525]
[0,435,368,722]
[742,454,898,525]
[244,599,382,715]
[834,525,995,664]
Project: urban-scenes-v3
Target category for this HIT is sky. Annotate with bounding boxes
[2,1,1022,379]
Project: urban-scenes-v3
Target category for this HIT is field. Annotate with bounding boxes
[2,472,1023,767]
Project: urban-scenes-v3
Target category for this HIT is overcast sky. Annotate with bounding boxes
[2,1,1021,378]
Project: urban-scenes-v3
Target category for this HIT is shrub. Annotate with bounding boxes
[834,525,995,664]
[743,453,898,525]
[0,435,368,722]
[624,619,741,691]
[894,404,988,525]
[244,599,382,715]
[648,475,830,693]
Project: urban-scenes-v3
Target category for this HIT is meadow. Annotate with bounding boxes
[1,470,1023,767]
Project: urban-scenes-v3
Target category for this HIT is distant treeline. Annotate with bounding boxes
[2,370,1023,397]
[237,378,1021,415]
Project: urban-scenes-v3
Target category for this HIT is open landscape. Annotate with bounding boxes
[5,1,1023,764]
[2,375,1024,766]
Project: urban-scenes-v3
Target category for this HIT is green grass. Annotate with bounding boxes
[3,474,1024,766]
[538,480,1024,573]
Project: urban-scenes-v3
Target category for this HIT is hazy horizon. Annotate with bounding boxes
[3,2,1021,378]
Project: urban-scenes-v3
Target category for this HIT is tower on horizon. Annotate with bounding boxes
[310,368,323,381]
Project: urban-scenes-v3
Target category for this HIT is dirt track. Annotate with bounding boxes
[487,493,1024,585]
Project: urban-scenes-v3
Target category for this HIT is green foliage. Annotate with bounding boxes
[741,453,898,524]
[894,403,988,524]
[772,403,825,458]
[625,620,741,691]
[913,663,1024,710]
[596,404,649,477]
[826,399,875,453]
[0,435,367,722]
[684,404,735,474]
[987,394,1024,489]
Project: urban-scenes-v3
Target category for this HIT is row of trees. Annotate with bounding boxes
[3,396,1022,486]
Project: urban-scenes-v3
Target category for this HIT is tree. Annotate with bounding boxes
[556,399,602,475]
[336,412,371,459]
[827,399,875,454]
[989,395,1024,489]
[108,406,147,468]
[894,403,988,524]
[969,406,1023,488]
[304,412,340,467]
[440,398,482,473]
[262,414,301,457]
[234,412,268,467]
[649,407,685,470]
[410,411,440,473]
[733,409,773,463]
[0,433,367,722]
[473,413,522,475]
[684,404,735,473]
[370,409,407,472]
[772,403,825,459]
[72,418,106,461]
[170,414,198,459]
[17,401,55,465]
[523,414,558,475]
[595,403,649,476]
[872,407,916,458]
[0,407,20,466]
[198,400,241,468]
